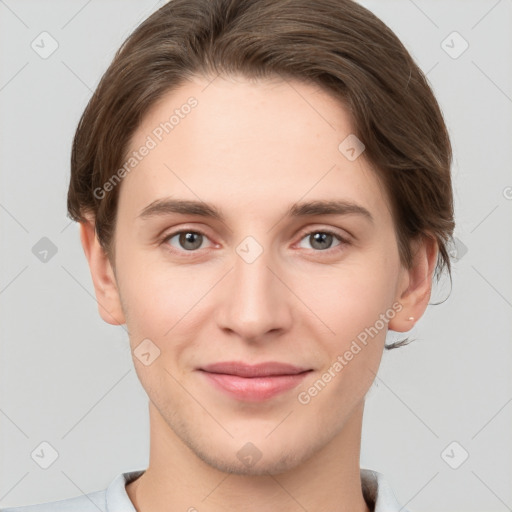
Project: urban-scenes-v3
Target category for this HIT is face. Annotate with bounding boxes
[95,75,416,475]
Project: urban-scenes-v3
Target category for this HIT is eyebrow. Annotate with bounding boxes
[138,198,374,224]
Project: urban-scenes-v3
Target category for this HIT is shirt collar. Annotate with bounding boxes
[105,468,408,512]
[360,468,409,511]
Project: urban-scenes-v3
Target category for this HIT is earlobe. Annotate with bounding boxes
[388,235,438,332]
[79,215,126,326]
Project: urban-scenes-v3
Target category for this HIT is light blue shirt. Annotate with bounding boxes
[1,468,410,511]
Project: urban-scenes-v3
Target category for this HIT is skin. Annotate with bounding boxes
[80,74,437,512]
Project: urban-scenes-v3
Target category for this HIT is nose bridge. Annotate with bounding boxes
[217,235,291,339]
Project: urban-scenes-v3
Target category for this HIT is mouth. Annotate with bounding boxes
[197,361,313,402]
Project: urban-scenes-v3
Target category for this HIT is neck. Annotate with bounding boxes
[126,401,371,512]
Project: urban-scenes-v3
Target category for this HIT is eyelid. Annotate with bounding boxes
[294,225,352,244]
[161,224,352,254]
[161,225,216,250]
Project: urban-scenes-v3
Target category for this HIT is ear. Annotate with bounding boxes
[388,234,438,332]
[79,214,126,326]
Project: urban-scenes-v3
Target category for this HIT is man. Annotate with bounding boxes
[2,0,453,510]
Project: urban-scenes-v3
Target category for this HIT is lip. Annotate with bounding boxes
[198,361,312,402]
[200,361,310,377]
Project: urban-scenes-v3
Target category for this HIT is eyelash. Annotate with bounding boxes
[161,227,350,257]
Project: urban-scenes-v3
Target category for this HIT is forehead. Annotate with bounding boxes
[117,75,390,222]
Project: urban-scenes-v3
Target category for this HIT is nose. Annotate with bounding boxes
[214,242,293,343]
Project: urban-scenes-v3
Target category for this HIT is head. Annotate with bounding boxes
[70,0,454,475]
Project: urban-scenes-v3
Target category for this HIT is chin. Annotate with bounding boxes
[183,429,320,477]
[196,446,306,476]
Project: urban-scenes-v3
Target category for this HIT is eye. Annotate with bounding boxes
[161,227,350,256]
[162,230,212,252]
[297,229,348,252]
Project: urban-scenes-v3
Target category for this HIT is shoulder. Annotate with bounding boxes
[0,469,145,512]
[0,489,105,512]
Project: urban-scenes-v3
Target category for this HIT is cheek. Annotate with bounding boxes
[296,254,399,403]
[299,257,399,343]
[116,252,212,344]
[297,282,389,416]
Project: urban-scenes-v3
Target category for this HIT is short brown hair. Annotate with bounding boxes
[67,0,455,347]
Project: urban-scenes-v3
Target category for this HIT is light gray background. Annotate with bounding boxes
[1,0,511,510]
